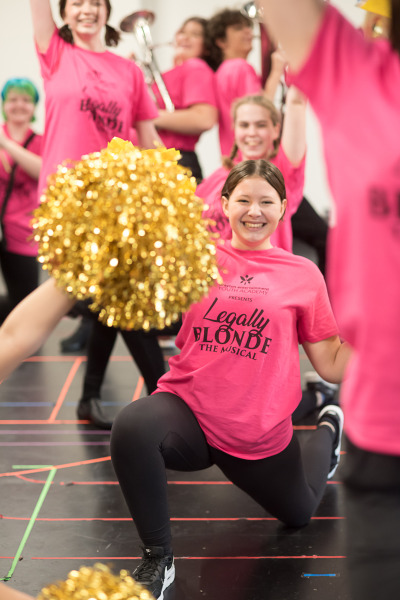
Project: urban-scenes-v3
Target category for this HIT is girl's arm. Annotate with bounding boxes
[258,0,325,72]
[263,48,287,101]
[135,120,163,149]
[280,85,307,166]
[0,583,34,600]
[0,131,42,179]
[0,278,76,382]
[302,336,352,384]
[154,104,218,136]
[29,0,56,53]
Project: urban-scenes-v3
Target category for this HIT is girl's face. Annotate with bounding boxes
[218,22,253,59]
[62,0,108,41]
[3,91,35,125]
[234,103,280,161]
[222,176,286,251]
[174,20,205,63]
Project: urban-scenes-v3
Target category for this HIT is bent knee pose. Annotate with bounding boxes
[111,159,351,599]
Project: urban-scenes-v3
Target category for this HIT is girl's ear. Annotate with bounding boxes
[222,195,229,217]
[280,198,287,221]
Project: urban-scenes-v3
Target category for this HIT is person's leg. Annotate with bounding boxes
[342,437,400,600]
[0,248,39,323]
[77,320,118,428]
[111,392,212,598]
[212,410,341,528]
[291,197,328,277]
[120,329,166,394]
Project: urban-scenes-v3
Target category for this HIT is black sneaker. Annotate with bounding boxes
[76,397,113,429]
[317,405,344,479]
[304,371,339,408]
[133,546,175,600]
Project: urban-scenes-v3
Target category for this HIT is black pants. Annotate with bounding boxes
[111,392,335,549]
[292,197,328,277]
[342,437,400,599]
[0,246,39,323]
[178,151,203,184]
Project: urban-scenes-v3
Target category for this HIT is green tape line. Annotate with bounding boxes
[1,466,57,581]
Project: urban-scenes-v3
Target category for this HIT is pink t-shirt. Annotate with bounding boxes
[156,242,338,459]
[152,58,217,152]
[36,31,158,196]
[197,145,305,251]
[290,5,400,455]
[0,125,42,256]
[215,58,261,156]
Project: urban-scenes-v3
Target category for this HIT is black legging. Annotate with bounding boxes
[111,392,335,550]
[0,247,39,323]
[82,320,167,398]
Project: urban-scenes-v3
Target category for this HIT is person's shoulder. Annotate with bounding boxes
[197,166,229,194]
[185,57,214,73]
[217,57,253,73]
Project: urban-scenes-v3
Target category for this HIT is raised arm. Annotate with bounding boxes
[280,85,307,166]
[257,0,325,72]
[302,335,352,384]
[0,278,75,382]
[29,0,57,52]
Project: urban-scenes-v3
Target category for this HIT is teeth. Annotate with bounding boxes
[243,223,264,229]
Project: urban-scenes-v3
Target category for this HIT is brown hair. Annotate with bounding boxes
[178,17,217,71]
[222,95,281,169]
[221,159,286,218]
[390,0,400,53]
[58,0,120,47]
[206,9,253,69]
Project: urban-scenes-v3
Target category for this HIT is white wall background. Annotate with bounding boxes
[0,0,365,215]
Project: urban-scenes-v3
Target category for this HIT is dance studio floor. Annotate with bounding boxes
[0,309,351,600]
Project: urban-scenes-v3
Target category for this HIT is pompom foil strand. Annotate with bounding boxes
[32,138,221,330]
[36,563,154,600]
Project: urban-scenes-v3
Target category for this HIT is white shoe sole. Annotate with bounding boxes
[159,562,175,600]
[318,404,344,479]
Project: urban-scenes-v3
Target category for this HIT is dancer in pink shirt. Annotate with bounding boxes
[258,1,400,597]
[198,90,306,252]
[110,160,349,599]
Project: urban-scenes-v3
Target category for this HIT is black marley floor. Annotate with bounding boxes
[0,306,351,600]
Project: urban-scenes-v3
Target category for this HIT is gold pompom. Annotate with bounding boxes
[36,563,154,599]
[32,138,221,330]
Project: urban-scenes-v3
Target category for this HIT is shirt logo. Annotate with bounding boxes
[240,275,254,285]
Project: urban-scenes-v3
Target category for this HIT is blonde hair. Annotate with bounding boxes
[222,95,281,170]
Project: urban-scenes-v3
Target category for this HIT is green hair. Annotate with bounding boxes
[1,78,40,121]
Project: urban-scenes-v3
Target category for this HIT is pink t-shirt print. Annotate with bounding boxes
[36,31,158,196]
[156,242,338,460]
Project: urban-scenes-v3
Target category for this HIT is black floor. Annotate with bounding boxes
[0,315,351,599]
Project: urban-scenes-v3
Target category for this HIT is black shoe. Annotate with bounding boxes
[133,546,175,600]
[60,318,92,352]
[304,371,339,408]
[317,404,344,479]
[77,397,113,429]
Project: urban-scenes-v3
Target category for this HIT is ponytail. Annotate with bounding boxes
[221,142,239,170]
[105,24,120,47]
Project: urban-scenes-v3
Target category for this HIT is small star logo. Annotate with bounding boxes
[240,275,254,285]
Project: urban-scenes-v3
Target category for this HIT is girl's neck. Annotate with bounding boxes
[72,33,105,52]
[5,121,31,143]
[223,49,249,61]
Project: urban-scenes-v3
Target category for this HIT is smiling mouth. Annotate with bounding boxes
[242,222,266,229]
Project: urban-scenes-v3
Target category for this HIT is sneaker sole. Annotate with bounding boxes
[159,562,175,600]
[318,405,344,479]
